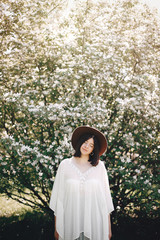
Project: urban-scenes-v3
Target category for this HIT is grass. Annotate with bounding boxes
[0,194,54,240]
[0,194,32,218]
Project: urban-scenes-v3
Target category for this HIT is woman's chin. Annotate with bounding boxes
[81,151,89,156]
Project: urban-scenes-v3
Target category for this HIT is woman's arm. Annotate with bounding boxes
[108,214,112,239]
[54,215,59,240]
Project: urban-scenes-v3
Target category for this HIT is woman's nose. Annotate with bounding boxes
[84,142,89,148]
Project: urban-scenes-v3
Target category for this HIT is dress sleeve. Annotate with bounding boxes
[49,161,65,239]
[102,162,114,214]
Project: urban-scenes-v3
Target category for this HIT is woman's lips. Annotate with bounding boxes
[82,148,88,152]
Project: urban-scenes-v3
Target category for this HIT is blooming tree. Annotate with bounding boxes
[0,0,159,217]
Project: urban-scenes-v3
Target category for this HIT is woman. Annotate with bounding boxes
[49,126,114,240]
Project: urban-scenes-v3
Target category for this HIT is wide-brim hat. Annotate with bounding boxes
[71,126,107,156]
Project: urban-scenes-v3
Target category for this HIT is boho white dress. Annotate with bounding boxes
[49,157,114,240]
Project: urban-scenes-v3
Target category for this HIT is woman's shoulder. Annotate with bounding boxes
[97,160,107,171]
[98,160,105,167]
[58,157,72,168]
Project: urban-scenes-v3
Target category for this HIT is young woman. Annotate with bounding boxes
[49,126,114,240]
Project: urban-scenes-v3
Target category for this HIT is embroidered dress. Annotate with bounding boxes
[49,157,114,240]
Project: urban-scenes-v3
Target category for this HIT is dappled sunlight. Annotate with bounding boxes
[0,194,32,217]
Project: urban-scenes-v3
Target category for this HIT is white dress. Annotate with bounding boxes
[49,157,114,240]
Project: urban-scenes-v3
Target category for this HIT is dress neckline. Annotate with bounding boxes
[70,157,94,176]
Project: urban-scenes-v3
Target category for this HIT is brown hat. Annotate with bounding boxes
[71,126,107,156]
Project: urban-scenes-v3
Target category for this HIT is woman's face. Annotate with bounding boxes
[80,138,94,156]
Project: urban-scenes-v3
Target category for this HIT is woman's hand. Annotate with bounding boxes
[54,230,59,240]
[54,215,59,240]
[108,214,112,239]
[109,230,112,239]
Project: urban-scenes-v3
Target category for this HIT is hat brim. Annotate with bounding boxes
[71,126,107,156]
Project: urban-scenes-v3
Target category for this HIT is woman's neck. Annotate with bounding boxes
[74,155,90,165]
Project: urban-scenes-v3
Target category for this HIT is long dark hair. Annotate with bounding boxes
[73,133,100,166]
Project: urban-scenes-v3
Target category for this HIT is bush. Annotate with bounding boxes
[0,210,54,240]
[0,210,159,240]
